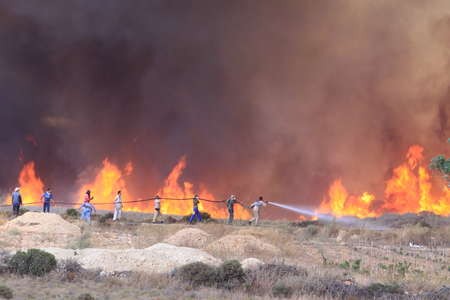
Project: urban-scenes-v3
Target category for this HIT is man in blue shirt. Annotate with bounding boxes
[11,187,22,217]
[41,188,53,213]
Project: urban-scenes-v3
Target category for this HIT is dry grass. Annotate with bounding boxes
[0,210,449,298]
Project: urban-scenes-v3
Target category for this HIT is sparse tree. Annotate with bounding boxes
[429,138,450,188]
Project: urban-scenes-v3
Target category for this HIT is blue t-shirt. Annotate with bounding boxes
[42,192,53,202]
[12,192,21,205]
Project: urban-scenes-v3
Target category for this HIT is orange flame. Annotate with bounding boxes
[77,156,251,219]
[157,156,251,219]
[77,158,134,209]
[18,161,44,204]
[320,145,450,217]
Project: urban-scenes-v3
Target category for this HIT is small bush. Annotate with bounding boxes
[366,283,404,297]
[175,262,217,287]
[99,213,114,225]
[216,260,246,289]
[272,282,293,298]
[0,285,13,299]
[78,293,95,300]
[66,208,80,218]
[8,249,56,276]
[8,251,29,275]
[58,259,83,281]
[245,263,307,295]
[18,208,29,215]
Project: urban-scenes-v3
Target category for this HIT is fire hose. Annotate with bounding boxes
[0,196,247,208]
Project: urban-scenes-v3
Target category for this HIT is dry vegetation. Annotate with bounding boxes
[0,209,449,299]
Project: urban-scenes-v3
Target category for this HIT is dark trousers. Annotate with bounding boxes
[227,208,234,224]
[189,207,202,223]
[43,202,50,213]
[13,204,20,216]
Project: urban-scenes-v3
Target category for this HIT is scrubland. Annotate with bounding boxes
[0,209,449,299]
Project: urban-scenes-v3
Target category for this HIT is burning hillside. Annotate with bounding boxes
[319,145,450,218]
[8,156,251,220]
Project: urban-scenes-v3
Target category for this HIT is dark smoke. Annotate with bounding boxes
[0,1,449,212]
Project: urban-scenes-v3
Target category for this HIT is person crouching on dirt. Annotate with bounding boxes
[189,194,202,224]
[41,188,53,213]
[152,195,162,223]
[80,198,96,225]
[113,190,122,221]
[226,195,238,225]
[248,196,267,226]
[11,187,22,217]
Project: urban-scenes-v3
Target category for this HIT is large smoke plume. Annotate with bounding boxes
[0,1,449,210]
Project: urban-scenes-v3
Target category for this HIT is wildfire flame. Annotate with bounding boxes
[319,145,450,217]
[17,161,44,204]
[156,156,251,219]
[76,156,251,219]
[77,158,134,208]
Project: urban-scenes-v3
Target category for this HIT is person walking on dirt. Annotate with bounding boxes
[41,188,53,213]
[79,200,96,225]
[226,195,238,225]
[113,190,122,221]
[249,196,267,226]
[152,195,162,223]
[11,187,22,217]
[189,194,202,224]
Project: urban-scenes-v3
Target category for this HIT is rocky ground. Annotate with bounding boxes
[0,208,449,299]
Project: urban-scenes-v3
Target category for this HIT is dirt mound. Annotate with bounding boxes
[0,212,81,249]
[164,228,211,248]
[42,243,221,274]
[206,234,281,259]
[2,212,80,235]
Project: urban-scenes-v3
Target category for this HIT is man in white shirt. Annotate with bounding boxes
[152,195,162,223]
[113,190,122,221]
[249,196,267,226]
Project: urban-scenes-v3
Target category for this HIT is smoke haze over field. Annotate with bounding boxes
[0,1,449,210]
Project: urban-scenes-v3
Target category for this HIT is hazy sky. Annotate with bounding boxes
[0,1,448,208]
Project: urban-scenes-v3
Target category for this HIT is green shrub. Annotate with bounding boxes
[216,260,246,289]
[78,293,95,300]
[99,213,114,225]
[272,282,293,298]
[19,208,29,215]
[8,251,29,275]
[175,262,217,287]
[66,208,80,218]
[0,285,13,299]
[366,283,404,297]
[8,249,56,276]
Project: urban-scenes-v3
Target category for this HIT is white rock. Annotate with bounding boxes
[241,258,264,270]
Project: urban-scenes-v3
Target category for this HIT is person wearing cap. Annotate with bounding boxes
[226,195,238,225]
[248,196,267,226]
[152,195,162,223]
[41,188,53,213]
[11,187,22,217]
[188,194,202,224]
[113,190,122,221]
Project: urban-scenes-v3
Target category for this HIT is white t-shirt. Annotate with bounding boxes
[154,198,161,209]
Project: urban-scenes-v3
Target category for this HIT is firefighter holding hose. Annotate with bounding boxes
[226,195,239,225]
[188,194,202,224]
[248,196,267,226]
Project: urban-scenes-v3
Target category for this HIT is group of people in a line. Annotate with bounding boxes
[10,187,269,226]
